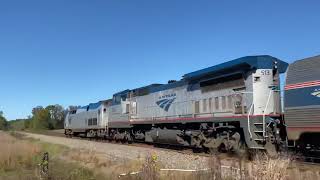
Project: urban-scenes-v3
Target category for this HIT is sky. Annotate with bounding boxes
[0,0,319,120]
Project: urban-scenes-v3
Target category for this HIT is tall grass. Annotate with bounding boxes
[140,153,160,180]
[3,131,319,180]
[145,153,320,180]
[0,132,40,172]
[249,155,290,180]
[0,132,104,180]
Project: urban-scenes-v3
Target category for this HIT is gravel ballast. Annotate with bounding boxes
[22,132,210,169]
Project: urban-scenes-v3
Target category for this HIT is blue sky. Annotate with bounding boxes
[0,1,319,120]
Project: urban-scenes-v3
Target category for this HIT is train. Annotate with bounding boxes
[284,55,320,155]
[64,55,320,156]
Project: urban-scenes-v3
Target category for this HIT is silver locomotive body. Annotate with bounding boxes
[65,55,288,153]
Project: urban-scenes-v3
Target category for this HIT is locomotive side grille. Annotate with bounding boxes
[286,56,320,85]
[200,73,245,92]
[286,107,320,127]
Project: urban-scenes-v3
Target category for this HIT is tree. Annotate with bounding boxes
[32,106,44,116]
[24,118,32,129]
[28,105,67,130]
[8,119,26,131]
[0,111,8,130]
[31,107,50,130]
[45,105,65,129]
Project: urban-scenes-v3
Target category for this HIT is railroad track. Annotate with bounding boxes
[71,136,320,167]
[27,130,320,166]
[43,130,244,162]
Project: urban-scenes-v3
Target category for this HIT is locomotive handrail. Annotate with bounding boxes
[263,89,280,137]
[236,91,254,139]
[248,103,254,139]
[263,90,272,138]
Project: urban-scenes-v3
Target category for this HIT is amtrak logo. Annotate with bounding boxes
[156,93,176,111]
[311,89,320,98]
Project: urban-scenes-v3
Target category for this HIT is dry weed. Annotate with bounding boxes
[208,155,222,180]
[0,132,40,171]
[68,149,112,168]
[141,152,160,180]
[250,154,290,180]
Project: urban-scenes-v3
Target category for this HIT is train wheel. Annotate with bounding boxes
[126,134,133,144]
[203,136,223,154]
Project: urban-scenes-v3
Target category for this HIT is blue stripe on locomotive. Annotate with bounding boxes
[79,102,102,110]
[285,85,320,108]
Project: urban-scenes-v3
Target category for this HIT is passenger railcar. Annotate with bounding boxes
[65,55,288,155]
[285,55,320,154]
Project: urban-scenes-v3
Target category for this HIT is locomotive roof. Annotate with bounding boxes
[113,84,163,97]
[79,101,102,110]
[131,84,163,93]
[286,55,320,85]
[183,55,288,81]
[111,55,289,96]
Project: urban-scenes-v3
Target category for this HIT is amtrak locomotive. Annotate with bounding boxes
[64,55,320,155]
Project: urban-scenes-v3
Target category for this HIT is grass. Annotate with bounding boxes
[0,132,40,173]
[139,153,320,180]
[248,155,290,180]
[0,131,104,180]
[3,131,320,180]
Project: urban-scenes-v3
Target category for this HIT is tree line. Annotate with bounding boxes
[1,105,79,131]
[0,111,8,130]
